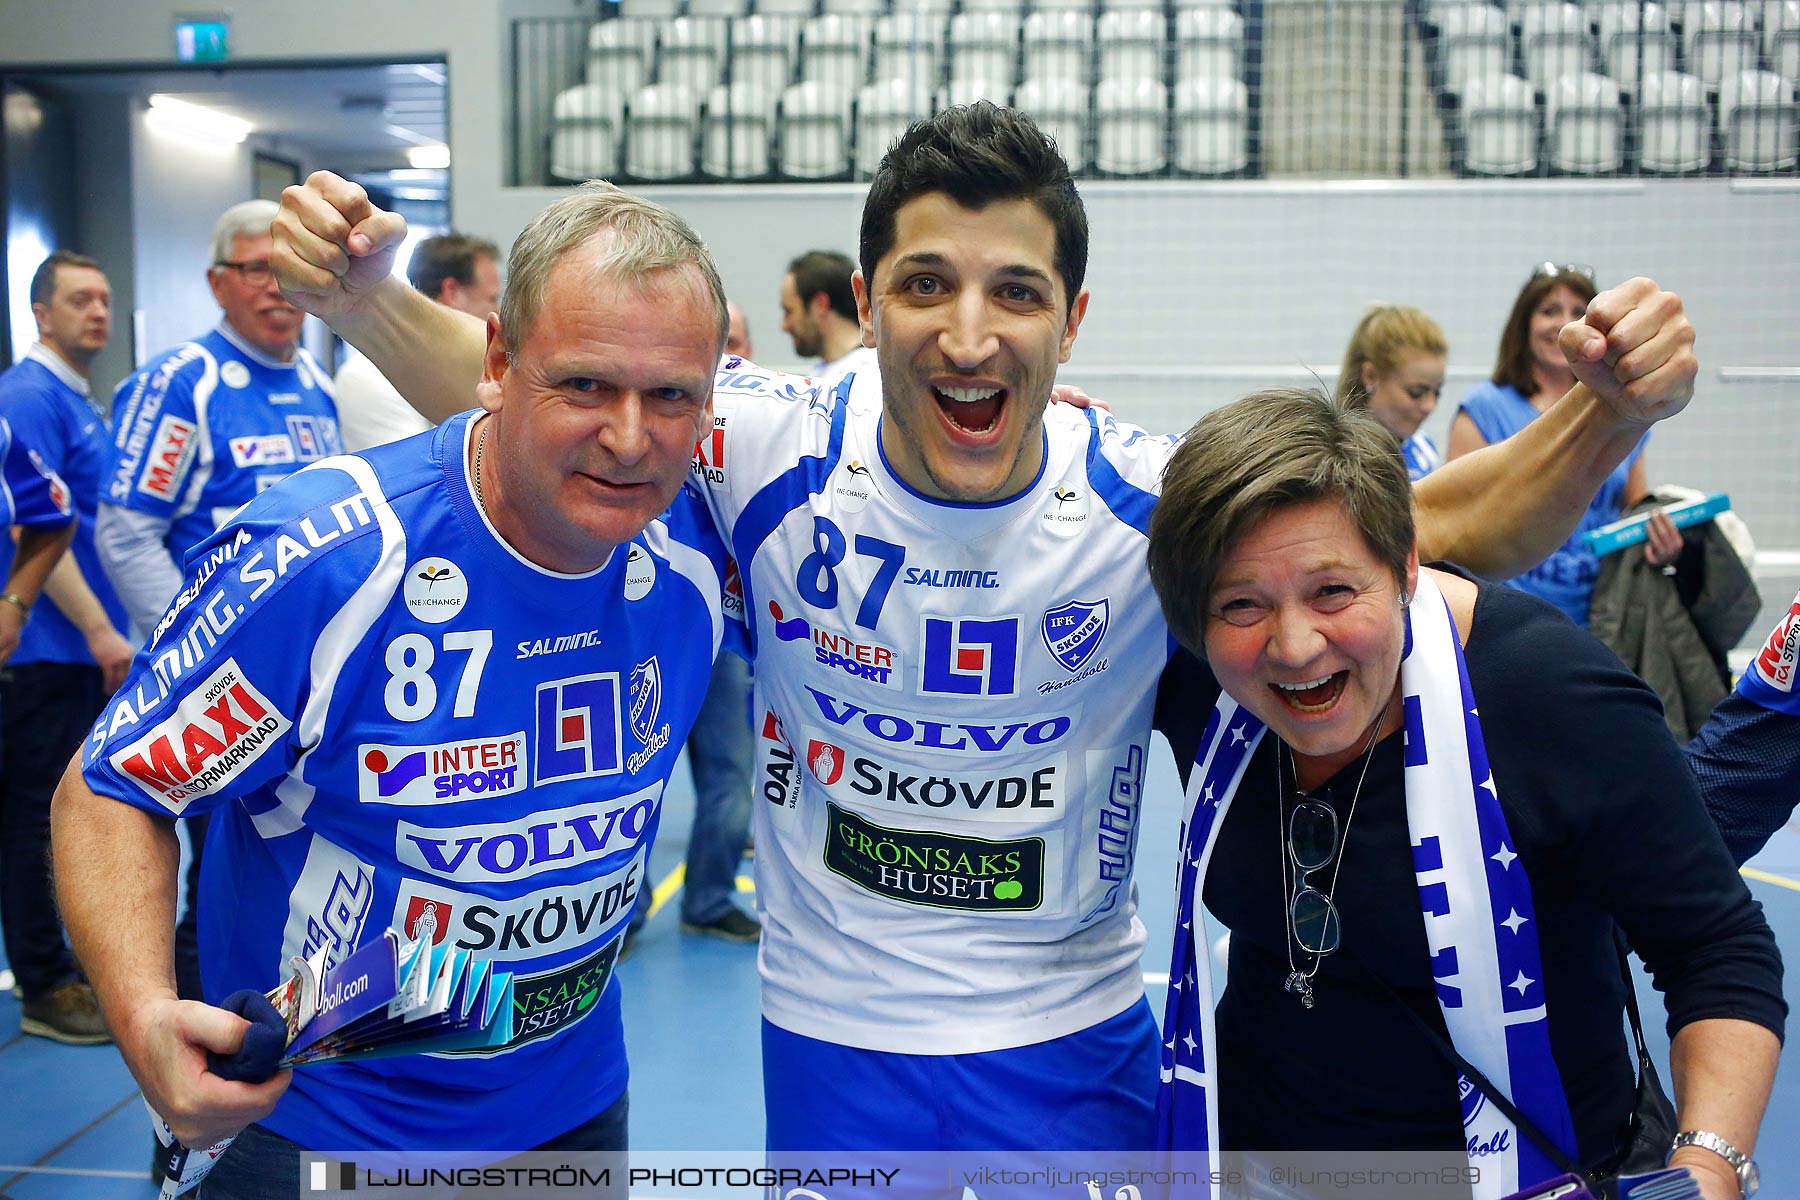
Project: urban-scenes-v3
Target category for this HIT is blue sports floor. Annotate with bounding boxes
[3,736,1795,1196]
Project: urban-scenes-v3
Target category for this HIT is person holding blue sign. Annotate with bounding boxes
[1448,264,1686,627]
[1145,389,1781,1200]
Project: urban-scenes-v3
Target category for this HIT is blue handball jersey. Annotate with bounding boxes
[82,412,733,1151]
[1400,431,1441,481]
[0,347,129,664]
[1740,588,1800,716]
[0,416,74,531]
[105,325,341,560]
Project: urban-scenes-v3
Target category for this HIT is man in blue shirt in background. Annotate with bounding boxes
[0,250,132,1045]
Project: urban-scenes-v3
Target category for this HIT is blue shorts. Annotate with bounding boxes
[762,996,1160,1153]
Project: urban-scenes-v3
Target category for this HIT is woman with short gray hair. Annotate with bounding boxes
[1146,389,1781,1200]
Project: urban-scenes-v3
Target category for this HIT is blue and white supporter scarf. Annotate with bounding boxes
[1154,573,1577,1199]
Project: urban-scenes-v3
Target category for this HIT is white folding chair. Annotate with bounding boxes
[689,0,749,15]
[947,12,1023,86]
[1438,4,1513,95]
[1172,75,1248,172]
[872,12,946,92]
[1591,1,1676,95]
[778,80,853,176]
[962,0,1028,12]
[731,15,796,91]
[1022,11,1095,87]
[587,22,651,95]
[1013,77,1091,167]
[625,83,701,179]
[856,77,934,176]
[1460,71,1540,172]
[1175,8,1244,82]
[801,14,873,89]
[617,0,679,17]
[1765,0,1800,81]
[1546,70,1625,169]
[1097,9,1168,83]
[702,81,776,177]
[658,17,726,93]
[1093,76,1169,173]
[1684,1,1760,87]
[1520,4,1596,93]
[1636,69,1713,168]
[1718,67,1798,167]
[548,84,627,181]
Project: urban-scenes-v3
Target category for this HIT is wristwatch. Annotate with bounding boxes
[1670,1130,1759,1198]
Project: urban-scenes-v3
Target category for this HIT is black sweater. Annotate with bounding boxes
[1154,568,1785,1163]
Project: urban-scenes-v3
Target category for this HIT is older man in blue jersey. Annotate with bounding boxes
[97,200,345,1010]
[54,183,735,1195]
[270,104,1699,1164]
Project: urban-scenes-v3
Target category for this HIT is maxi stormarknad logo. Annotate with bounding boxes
[823,803,1044,911]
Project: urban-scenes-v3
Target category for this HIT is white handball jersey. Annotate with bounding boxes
[699,358,1178,1054]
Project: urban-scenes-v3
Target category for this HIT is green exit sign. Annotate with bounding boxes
[174,19,229,63]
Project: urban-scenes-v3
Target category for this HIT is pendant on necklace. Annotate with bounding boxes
[1284,971,1314,1008]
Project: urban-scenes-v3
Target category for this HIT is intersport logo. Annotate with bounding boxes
[356,733,526,805]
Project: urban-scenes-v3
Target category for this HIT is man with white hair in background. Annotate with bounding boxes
[334,231,501,452]
[95,198,341,1009]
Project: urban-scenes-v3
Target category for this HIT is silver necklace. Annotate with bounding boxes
[1278,710,1383,1010]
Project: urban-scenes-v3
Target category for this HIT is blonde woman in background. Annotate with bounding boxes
[1335,304,1448,481]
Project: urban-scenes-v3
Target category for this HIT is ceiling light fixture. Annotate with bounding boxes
[407,143,450,169]
[146,94,253,145]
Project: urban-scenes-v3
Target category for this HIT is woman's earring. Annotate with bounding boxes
[1398,591,1412,607]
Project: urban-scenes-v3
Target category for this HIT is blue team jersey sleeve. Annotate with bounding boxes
[104,345,207,518]
[1079,406,1178,536]
[2,371,75,472]
[0,417,74,529]
[1737,588,1800,716]
[667,477,746,660]
[83,461,386,818]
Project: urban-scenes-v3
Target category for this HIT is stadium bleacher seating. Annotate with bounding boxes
[533,0,1799,185]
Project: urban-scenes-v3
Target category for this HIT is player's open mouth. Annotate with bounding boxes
[932,384,1006,435]
[1270,671,1347,713]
